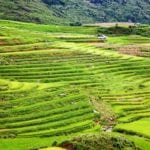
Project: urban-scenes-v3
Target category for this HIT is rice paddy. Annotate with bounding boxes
[0,20,150,150]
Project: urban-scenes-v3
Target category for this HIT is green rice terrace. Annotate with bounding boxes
[0,20,150,150]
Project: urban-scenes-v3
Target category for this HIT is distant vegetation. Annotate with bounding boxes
[98,25,150,37]
[0,0,150,24]
[69,22,82,26]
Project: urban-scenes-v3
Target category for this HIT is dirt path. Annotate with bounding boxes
[91,96,116,131]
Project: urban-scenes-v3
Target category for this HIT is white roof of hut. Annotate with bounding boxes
[98,34,107,40]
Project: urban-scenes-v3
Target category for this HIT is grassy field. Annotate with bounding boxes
[0,20,150,150]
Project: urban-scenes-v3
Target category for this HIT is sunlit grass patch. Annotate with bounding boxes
[114,118,150,138]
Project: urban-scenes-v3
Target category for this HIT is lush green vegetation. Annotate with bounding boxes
[98,25,150,37]
[58,133,139,150]
[0,20,150,150]
[0,0,150,24]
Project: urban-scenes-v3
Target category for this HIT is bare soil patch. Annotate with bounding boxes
[0,39,6,45]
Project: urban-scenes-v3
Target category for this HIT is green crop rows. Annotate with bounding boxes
[0,20,150,150]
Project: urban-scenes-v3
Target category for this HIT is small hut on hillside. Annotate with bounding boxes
[98,34,107,42]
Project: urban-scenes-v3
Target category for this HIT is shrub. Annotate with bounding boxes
[69,22,82,26]
[58,133,141,150]
[97,25,150,37]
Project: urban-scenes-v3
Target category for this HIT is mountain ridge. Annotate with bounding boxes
[0,0,150,24]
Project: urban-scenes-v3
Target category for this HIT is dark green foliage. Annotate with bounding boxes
[69,22,82,26]
[99,26,137,35]
[59,134,141,150]
[98,25,150,37]
[42,0,65,5]
[0,0,150,24]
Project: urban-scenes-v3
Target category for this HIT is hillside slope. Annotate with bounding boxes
[0,0,150,24]
[0,19,150,150]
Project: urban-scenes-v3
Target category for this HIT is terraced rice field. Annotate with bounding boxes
[0,20,150,150]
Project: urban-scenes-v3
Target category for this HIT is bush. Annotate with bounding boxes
[69,22,82,26]
[97,25,150,37]
[58,133,141,150]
